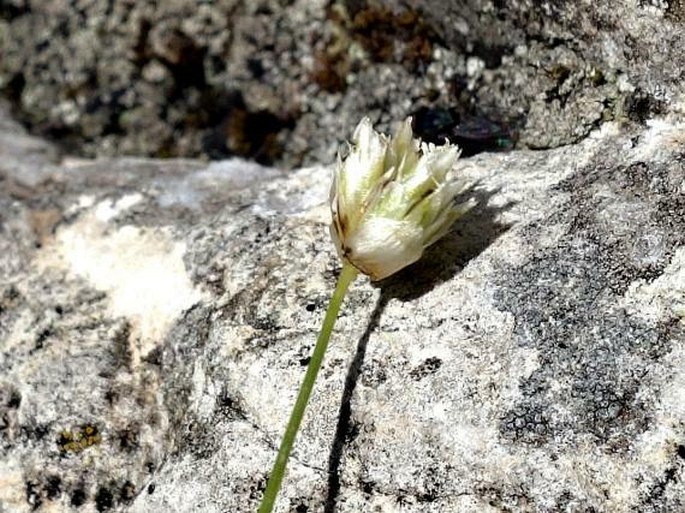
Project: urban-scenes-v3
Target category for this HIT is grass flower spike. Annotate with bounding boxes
[258,118,473,513]
[331,117,475,280]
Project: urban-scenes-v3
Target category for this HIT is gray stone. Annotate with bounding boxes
[2,0,684,166]
[1,95,684,512]
[0,100,60,179]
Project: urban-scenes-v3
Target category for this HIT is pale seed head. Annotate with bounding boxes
[330,117,476,280]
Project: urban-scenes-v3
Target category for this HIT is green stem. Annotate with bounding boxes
[258,262,358,513]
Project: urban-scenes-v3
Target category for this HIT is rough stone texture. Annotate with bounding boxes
[1,0,684,166]
[1,96,685,512]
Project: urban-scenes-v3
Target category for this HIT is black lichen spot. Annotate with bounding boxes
[0,382,21,436]
[147,483,156,495]
[642,466,679,507]
[395,481,444,505]
[345,420,361,443]
[677,445,685,460]
[118,426,140,452]
[8,390,21,408]
[180,418,219,460]
[95,487,114,512]
[543,64,573,106]
[34,328,52,350]
[71,488,87,507]
[249,476,267,500]
[216,391,250,423]
[477,484,530,511]
[624,88,664,124]
[360,359,388,388]
[104,388,118,405]
[416,491,438,503]
[640,438,685,511]
[249,314,281,334]
[22,474,63,506]
[500,401,550,445]
[120,481,136,504]
[570,368,652,444]
[197,261,227,296]
[295,504,309,513]
[26,481,42,510]
[361,480,375,494]
[416,465,442,502]
[45,475,62,500]
[409,357,443,380]
[622,161,651,188]
[305,303,316,312]
[21,423,50,441]
[296,342,314,367]
[142,345,163,366]
[554,490,574,510]
[0,286,16,317]
[588,67,606,86]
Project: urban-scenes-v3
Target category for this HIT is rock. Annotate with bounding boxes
[1,93,684,513]
[2,1,684,166]
[0,100,61,178]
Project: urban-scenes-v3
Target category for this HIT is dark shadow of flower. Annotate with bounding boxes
[378,185,516,301]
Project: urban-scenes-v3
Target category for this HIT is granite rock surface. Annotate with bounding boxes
[1,98,685,512]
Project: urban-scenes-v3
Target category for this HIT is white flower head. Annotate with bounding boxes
[330,117,476,281]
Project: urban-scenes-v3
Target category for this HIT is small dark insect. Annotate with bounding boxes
[411,107,517,157]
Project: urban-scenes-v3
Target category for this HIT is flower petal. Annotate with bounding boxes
[330,117,474,280]
[345,216,423,280]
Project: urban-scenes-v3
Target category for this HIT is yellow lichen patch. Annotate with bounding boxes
[57,424,102,454]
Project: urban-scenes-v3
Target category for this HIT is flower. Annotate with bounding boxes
[330,117,476,281]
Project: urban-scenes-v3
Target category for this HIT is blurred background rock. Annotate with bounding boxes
[1,0,683,166]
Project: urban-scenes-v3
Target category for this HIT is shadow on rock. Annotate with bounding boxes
[325,186,513,511]
[379,186,515,302]
[324,293,387,513]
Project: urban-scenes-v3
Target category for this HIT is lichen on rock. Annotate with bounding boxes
[1,82,685,513]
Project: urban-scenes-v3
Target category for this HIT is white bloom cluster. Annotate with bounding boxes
[330,117,475,280]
